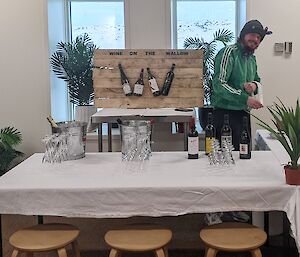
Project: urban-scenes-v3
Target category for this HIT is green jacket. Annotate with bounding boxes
[211,43,261,110]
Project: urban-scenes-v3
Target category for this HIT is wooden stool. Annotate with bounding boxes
[200,222,267,257]
[104,228,172,257]
[9,223,80,257]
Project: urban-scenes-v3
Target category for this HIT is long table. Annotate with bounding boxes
[0,152,299,254]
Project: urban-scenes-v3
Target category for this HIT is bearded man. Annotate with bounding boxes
[211,20,272,150]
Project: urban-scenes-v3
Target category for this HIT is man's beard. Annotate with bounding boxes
[240,39,257,56]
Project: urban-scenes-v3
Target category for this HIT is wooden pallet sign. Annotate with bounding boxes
[93,49,203,108]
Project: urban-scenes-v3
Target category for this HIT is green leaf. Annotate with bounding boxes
[252,98,300,168]
[50,33,96,105]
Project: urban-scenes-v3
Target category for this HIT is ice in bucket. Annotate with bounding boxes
[120,120,152,161]
[51,121,87,160]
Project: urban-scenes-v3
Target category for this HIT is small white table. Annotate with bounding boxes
[91,108,195,152]
[255,129,290,164]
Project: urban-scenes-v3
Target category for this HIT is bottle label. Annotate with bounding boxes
[221,135,232,148]
[240,144,249,155]
[188,137,199,155]
[149,78,159,93]
[123,83,132,95]
[205,137,214,154]
[134,83,144,95]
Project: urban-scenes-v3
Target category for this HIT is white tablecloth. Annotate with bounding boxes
[0,151,299,252]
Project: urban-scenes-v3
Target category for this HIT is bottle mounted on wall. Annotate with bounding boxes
[147,67,160,96]
[161,63,176,96]
[134,68,145,96]
[118,63,132,96]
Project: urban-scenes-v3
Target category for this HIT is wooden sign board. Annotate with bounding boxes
[93,49,203,108]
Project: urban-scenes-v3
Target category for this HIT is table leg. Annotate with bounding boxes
[98,123,103,152]
[0,215,2,257]
[108,123,112,152]
[184,122,188,151]
[264,212,269,246]
[283,212,290,257]
[38,215,44,224]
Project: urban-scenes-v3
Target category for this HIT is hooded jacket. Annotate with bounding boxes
[211,43,260,110]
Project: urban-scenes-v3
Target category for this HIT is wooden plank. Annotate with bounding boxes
[93,78,203,89]
[93,58,203,69]
[95,88,203,98]
[93,49,203,108]
[93,68,202,79]
[95,97,204,108]
[94,49,202,59]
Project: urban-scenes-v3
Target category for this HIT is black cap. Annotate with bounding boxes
[240,20,272,41]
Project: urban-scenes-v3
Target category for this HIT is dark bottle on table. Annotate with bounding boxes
[239,116,251,159]
[188,118,199,159]
[220,114,232,149]
[133,68,144,96]
[118,64,132,96]
[147,67,160,96]
[205,112,215,155]
[161,63,176,96]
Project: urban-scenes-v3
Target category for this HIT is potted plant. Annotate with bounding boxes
[0,126,23,176]
[50,33,97,123]
[184,29,234,129]
[253,98,300,185]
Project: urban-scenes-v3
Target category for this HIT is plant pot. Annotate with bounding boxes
[284,165,300,185]
[75,105,96,124]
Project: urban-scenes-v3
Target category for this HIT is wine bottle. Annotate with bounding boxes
[161,63,176,96]
[46,115,58,128]
[239,116,251,159]
[147,67,160,96]
[188,118,199,159]
[220,114,232,149]
[205,112,215,155]
[133,68,144,96]
[118,64,132,96]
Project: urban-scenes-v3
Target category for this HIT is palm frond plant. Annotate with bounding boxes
[50,33,96,106]
[0,127,23,175]
[184,29,234,105]
[253,98,300,184]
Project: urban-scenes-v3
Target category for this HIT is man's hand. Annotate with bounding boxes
[247,96,263,109]
[244,82,257,94]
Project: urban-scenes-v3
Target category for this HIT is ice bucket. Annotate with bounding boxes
[52,121,87,160]
[120,120,152,161]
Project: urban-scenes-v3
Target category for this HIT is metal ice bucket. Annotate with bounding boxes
[52,121,87,160]
[120,120,152,161]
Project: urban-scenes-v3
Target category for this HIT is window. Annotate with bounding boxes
[69,0,125,49]
[173,0,241,49]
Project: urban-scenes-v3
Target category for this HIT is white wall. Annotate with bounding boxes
[0,0,51,155]
[247,0,300,136]
[126,0,171,49]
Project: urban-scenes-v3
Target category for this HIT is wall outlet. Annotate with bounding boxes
[284,42,292,54]
[274,43,284,53]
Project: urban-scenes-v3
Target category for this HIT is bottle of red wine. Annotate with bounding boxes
[147,67,160,96]
[161,64,176,96]
[133,68,144,96]
[188,118,199,159]
[239,116,251,159]
[118,64,132,96]
[220,114,232,149]
[205,112,215,155]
